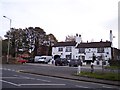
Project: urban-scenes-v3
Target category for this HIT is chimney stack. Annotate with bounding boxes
[110,30,113,46]
[75,33,81,44]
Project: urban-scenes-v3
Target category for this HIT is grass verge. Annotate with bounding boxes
[76,71,120,81]
[105,65,120,69]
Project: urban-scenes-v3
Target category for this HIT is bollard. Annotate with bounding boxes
[91,63,94,73]
[77,65,81,75]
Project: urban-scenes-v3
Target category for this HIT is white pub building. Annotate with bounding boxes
[52,30,120,66]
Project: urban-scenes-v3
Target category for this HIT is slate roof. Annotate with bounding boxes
[53,41,112,48]
[53,41,77,47]
[76,41,112,48]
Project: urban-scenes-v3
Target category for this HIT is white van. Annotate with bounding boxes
[38,56,52,64]
[34,56,41,62]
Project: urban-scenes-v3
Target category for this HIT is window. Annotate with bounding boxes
[106,52,109,54]
[58,47,63,52]
[97,48,104,53]
[66,55,71,59]
[66,47,72,52]
[79,48,85,53]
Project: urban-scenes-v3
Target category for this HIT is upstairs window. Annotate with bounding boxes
[97,48,104,53]
[79,48,85,53]
[58,47,63,52]
[66,47,72,52]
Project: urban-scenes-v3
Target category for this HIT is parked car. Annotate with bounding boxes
[38,56,52,64]
[55,58,69,66]
[69,59,82,67]
[21,57,34,63]
[48,59,55,64]
[34,56,41,63]
[27,57,34,63]
[17,59,28,64]
[34,56,52,64]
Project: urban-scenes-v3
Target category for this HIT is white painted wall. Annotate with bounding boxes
[52,46,112,66]
[84,47,111,61]
[52,46,75,59]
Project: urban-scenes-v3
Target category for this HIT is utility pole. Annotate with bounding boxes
[3,16,12,64]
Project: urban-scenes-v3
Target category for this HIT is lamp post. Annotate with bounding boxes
[3,16,12,64]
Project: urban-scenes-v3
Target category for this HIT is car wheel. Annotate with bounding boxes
[55,63,57,66]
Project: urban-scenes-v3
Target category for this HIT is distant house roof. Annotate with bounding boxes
[76,41,112,48]
[53,41,77,47]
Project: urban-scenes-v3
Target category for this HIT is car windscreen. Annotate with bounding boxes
[40,57,46,59]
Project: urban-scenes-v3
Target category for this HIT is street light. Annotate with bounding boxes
[3,16,12,64]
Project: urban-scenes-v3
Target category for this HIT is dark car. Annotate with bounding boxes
[22,57,34,63]
[55,58,68,66]
[69,59,82,67]
[27,57,34,63]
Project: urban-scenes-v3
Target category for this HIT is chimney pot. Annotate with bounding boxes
[76,33,78,36]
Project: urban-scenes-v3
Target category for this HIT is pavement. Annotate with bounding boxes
[19,63,120,86]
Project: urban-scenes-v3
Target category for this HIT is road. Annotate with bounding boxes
[2,63,119,77]
[1,64,120,89]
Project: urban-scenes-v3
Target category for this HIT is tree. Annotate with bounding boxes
[4,27,58,57]
[65,35,75,42]
[2,39,8,55]
[45,34,58,55]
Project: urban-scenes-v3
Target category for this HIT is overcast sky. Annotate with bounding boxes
[0,0,119,48]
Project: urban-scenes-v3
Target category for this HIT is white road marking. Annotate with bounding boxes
[19,83,66,86]
[7,69,11,71]
[11,69,16,72]
[2,68,16,72]
[0,77,18,79]
[3,68,7,70]
[19,76,51,82]
[0,80,20,86]
[75,85,89,88]
[102,86,113,88]
[36,78,51,82]
[13,75,18,77]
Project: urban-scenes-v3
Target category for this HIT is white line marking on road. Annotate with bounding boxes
[2,68,16,72]
[13,75,18,77]
[0,80,20,86]
[19,83,66,86]
[102,86,112,88]
[75,85,89,88]
[36,79,51,82]
[7,69,11,71]
[18,75,51,82]
[3,68,7,70]
[0,77,18,79]
[11,69,15,72]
